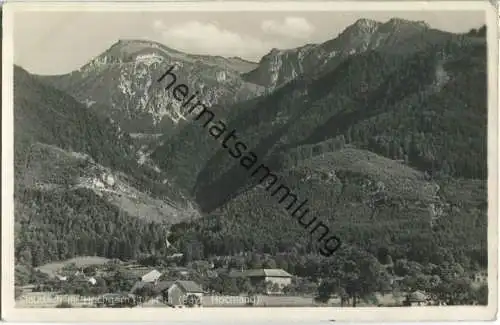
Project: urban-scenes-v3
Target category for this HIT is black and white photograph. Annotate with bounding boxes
[2,1,498,322]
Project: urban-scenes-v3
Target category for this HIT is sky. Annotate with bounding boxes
[14,10,486,75]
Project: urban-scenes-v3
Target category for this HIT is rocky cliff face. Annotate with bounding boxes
[41,39,264,133]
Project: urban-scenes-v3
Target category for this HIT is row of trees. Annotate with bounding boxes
[15,242,488,307]
[15,188,171,267]
[313,246,488,306]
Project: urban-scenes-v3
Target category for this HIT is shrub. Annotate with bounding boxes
[56,301,72,308]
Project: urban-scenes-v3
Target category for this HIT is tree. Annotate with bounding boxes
[138,254,161,267]
[357,256,386,295]
[402,274,431,292]
[263,258,277,269]
[236,277,253,294]
[250,280,267,295]
[221,277,239,295]
[345,275,361,307]
[90,278,108,295]
[185,294,201,307]
[207,276,224,294]
[433,278,475,305]
[269,282,281,294]
[317,280,337,303]
[18,248,32,266]
[275,255,289,271]
[83,265,98,276]
[74,283,91,296]
[376,247,391,264]
[228,256,245,270]
[394,259,410,276]
[475,284,488,305]
[135,284,154,303]
[248,254,263,269]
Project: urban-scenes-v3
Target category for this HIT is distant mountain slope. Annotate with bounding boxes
[14,66,199,267]
[188,29,486,213]
[242,18,448,91]
[150,19,486,207]
[40,39,264,133]
[224,56,259,73]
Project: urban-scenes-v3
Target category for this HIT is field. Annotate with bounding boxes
[36,256,113,277]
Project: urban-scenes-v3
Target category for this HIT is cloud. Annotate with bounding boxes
[153,20,165,30]
[153,20,269,60]
[261,17,315,39]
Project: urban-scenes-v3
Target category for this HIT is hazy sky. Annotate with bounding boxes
[14,10,485,75]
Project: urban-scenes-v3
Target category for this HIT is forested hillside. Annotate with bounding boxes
[188,33,486,213]
[14,66,197,268]
[16,188,172,266]
[169,147,487,267]
[13,19,488,302]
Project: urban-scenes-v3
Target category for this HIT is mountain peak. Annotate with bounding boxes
[341,18,382,36]
[384,18,430,30]
[106,39,181,56]
[82,38,184,68]
[352,18,382,30]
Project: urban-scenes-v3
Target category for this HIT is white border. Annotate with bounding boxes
[2,1,498,322]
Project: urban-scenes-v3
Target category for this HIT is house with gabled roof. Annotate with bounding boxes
[155,280,175,294]
[129,280,203,307]
[167,280,204,307]
[130,280,175,296]
[230,268,293,294]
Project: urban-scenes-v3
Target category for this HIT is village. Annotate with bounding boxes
[16,255,318,308]
[15,253,488,308]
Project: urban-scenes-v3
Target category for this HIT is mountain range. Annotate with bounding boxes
[15,18,487,270]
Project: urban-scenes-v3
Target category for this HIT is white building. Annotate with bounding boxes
[141,269,162,283]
